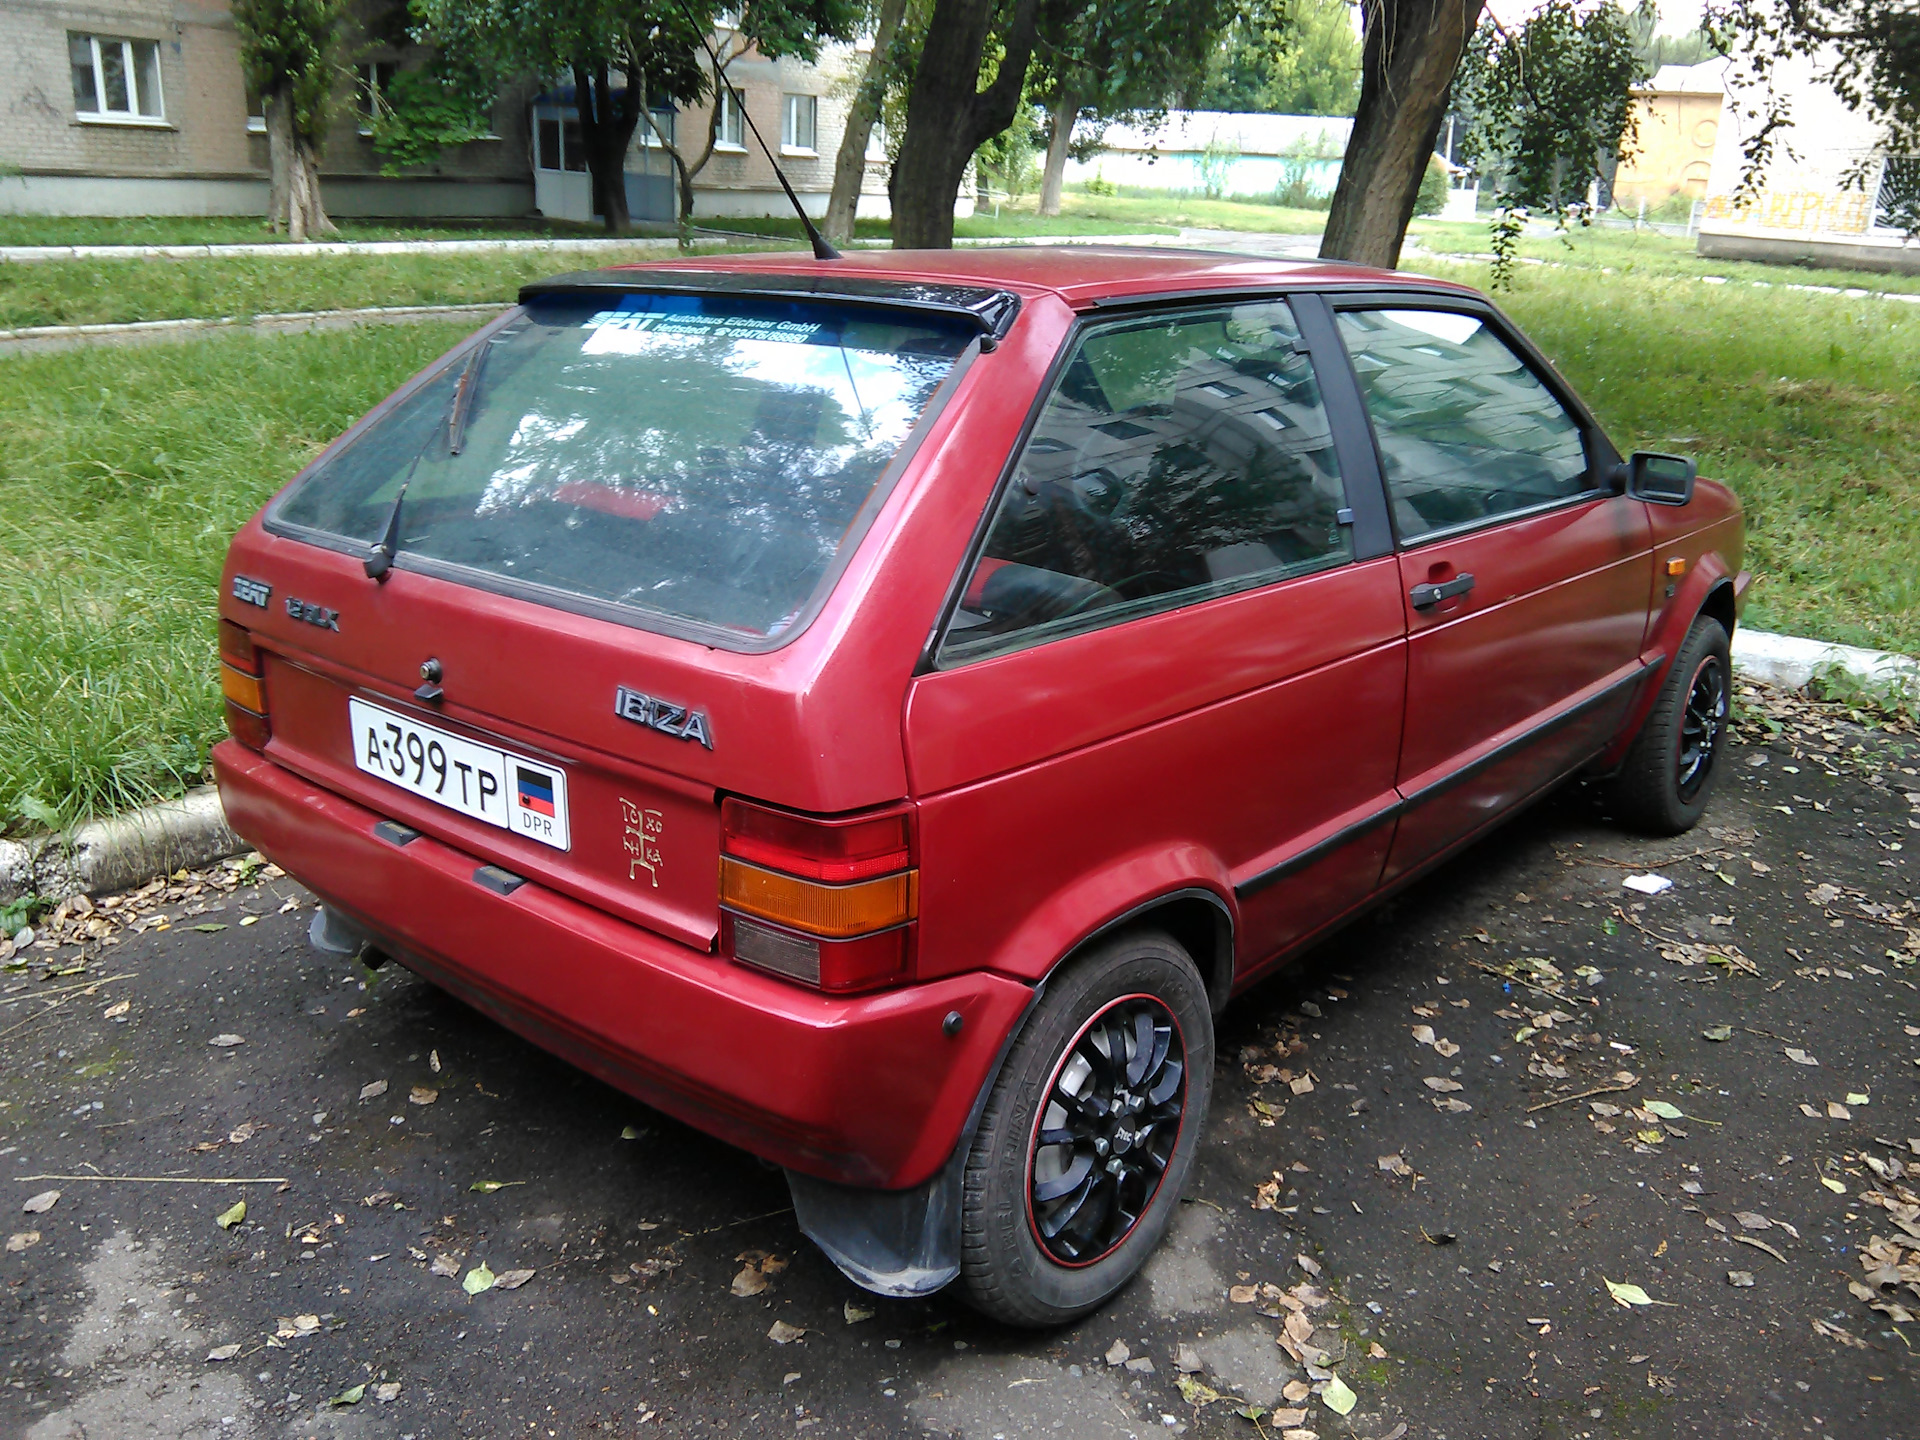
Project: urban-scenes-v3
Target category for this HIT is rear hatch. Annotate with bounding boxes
[235,282,983,949]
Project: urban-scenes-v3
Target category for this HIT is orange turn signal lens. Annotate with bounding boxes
[1665,557,1688,576]
[719,857,916,940]
[220,661,267,715]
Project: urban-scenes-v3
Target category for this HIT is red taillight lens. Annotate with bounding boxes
[219,619,270,750]
[719,798,916,993]
[218,619,259,672]
[721,798,910,883]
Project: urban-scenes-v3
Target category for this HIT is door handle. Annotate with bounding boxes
[1410,573,1475,609]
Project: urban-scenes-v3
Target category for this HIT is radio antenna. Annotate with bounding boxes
[678,6,841,260]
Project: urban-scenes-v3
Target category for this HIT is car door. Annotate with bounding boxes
[904,296,1408,991]
[1327,299,1653,884]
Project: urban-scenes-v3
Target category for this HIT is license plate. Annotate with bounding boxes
[348,698,570,851]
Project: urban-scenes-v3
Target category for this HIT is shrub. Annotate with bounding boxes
[1414,157,1449,217]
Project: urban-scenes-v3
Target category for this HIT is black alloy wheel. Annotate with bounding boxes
[959,928,1213,1326]
[1027,996,1186,1265]
[1606,615,1732,836]
[1676,652,1728,801]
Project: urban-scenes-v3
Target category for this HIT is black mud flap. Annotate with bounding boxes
[308,905,373,956]
[785,1144,965,1299]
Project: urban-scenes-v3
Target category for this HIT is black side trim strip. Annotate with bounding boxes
[1401,663,1656,811]
[473,865,526,896]
[1236,803,1401,900]
[1233,659,1661,901]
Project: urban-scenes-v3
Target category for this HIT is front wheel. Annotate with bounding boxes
[1607,616,1731,835]
[959,930,1213,1327]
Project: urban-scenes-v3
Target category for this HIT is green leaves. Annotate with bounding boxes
[215,1200,247,1230]
[1453,0,1650,288]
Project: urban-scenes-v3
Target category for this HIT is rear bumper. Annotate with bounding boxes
[213,740,1031,1189]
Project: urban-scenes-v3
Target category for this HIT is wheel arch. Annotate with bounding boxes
[1044,887,1236,1018]
[1699,576,1737,639]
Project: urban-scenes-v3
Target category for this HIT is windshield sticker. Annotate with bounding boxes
[582,310,823,345]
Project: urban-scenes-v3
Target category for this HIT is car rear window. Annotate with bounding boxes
[271,292,972,643]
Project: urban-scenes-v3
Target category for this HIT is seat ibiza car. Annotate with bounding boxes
[214,248,1747,1324]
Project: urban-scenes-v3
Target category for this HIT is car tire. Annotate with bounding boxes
[958,929,1213,1327]
[1607,616,1732,836]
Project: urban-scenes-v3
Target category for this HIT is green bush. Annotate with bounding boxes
[1414,157,1449,217]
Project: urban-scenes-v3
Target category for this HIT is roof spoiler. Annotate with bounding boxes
[516,271,1023,348]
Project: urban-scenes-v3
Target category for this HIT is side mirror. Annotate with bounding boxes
[1623,451,1697,507]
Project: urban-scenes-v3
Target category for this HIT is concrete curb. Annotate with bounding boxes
[0,788,240,906]
[1731,627,1919,698]
[0,302,511,357]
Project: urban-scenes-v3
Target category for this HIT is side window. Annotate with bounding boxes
[1336,308,1590,543]
[938,301,1353,664]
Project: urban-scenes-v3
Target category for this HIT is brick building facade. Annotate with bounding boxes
[0,1,908,223]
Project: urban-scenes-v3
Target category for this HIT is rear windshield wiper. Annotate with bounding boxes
[365,338,492,581]
[447,335,491,457]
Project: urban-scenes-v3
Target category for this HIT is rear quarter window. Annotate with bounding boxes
[272,293,972,645]
[938,300,1353,664]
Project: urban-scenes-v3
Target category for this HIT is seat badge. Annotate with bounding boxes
[231,575,271,608]
[615,685,713,750]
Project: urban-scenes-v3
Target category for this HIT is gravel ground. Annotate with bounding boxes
[3,690,1915,1440]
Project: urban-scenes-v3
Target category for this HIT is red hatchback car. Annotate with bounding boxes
[214,247,1748,1324]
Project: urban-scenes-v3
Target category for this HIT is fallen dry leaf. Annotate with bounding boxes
[6,1231,40,1252]
[359,1080,389,1101]
[768,1320,806,1344]
[21,1190,58,1215]
[409,1086,438,1106]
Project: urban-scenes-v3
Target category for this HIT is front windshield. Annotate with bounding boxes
[272,292,971,640]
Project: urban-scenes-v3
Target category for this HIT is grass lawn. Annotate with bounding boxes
[0,244,702,331]
[0,214,632,248]
[1407,218,1920,298]
[1000,189,1329,235]
[2,258,1915,830]
[0,322,474,833]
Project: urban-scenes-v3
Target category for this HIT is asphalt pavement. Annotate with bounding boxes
[4,692,1916,1440]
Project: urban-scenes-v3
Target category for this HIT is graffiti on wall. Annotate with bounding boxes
[1701,189,1873,234]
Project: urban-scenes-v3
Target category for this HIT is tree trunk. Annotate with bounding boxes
[1038,87,1080,217]
[575,61,640,233]
[1319,0,1486,268]
[824,0,910,244]
[264,85,334,240]
[265,87,292,234]
[892,0,1042,248]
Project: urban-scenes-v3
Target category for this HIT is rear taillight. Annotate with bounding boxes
[719,798,916,993]
[219,618,270,751]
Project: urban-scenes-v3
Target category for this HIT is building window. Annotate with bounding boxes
[69,33,164,124]
[534,108,588,172]
[782,93,816,153]
[639,106,676,148]
[717,88,745,149]
[246,91,265,133]
[358,61,399,135]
